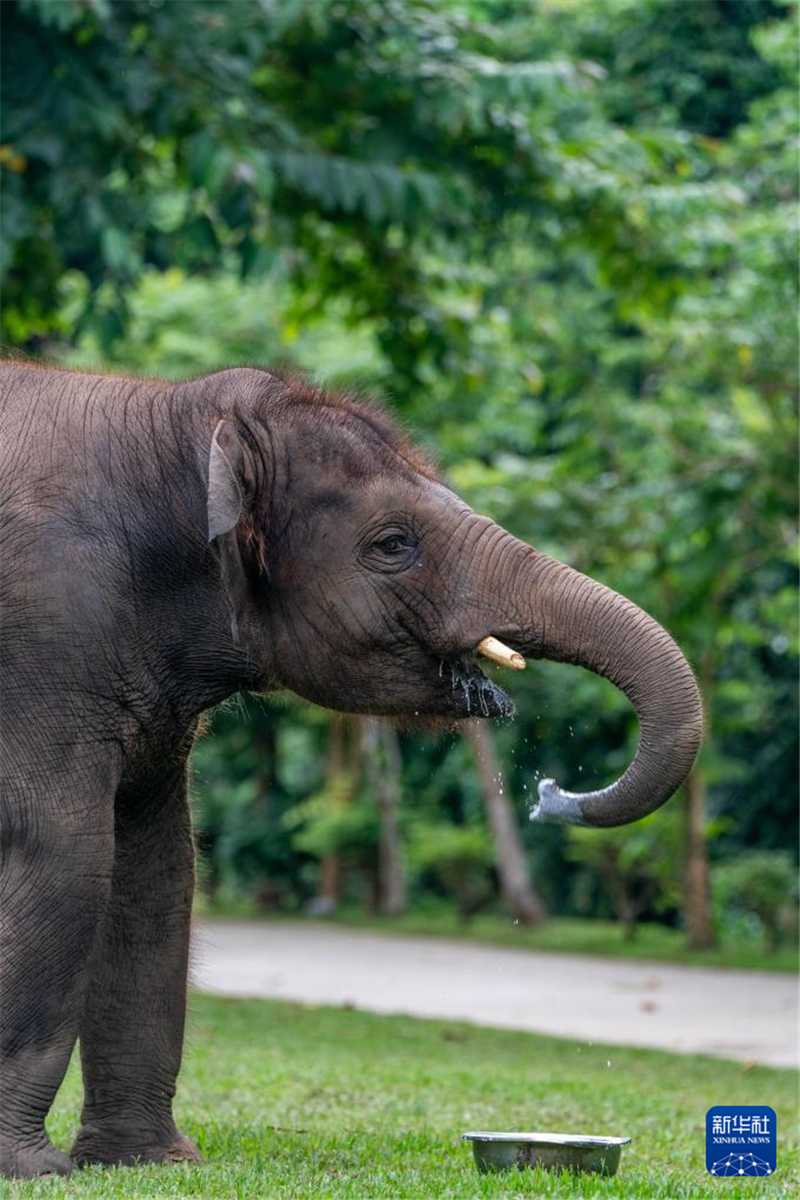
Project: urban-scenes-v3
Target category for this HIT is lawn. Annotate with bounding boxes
[199,900,800,973]
[5,995,797,1199]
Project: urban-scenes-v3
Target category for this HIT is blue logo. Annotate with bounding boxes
[706,1106,776,1176]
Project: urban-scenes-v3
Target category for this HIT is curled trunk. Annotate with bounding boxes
[502,546,703,829]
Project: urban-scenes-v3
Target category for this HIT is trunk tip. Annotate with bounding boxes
[529,779,588,827]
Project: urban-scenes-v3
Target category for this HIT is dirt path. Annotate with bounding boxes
[192,919,798,1068]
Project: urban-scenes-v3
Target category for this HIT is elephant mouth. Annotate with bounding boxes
[442,652,515,719]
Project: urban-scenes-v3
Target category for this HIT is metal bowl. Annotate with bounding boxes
[462,1131,631,1176]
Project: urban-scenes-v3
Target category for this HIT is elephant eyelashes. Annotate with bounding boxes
[360,528,419,573]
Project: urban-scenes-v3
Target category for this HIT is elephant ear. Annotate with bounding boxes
[208,420,244,541]
[207,420,251,641]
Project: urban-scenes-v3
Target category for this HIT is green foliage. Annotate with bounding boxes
[408,822,495,920]
[543,0,787,136]
[191,696,327,909]
[1,0,636,354]
[712,851,799,952]
[2,0,797,939]
[284,783,380,867]
[58,265,383,384]
[566,809,684,938]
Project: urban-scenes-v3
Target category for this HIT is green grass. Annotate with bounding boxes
[200,899,800,973]
[4,995,797,1198]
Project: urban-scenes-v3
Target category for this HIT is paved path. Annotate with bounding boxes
[192,919,798,1068]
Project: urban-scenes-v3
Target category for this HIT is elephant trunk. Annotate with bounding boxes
[502,543,703,828]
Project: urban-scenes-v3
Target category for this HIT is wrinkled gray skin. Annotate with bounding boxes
[0,364,703,1177]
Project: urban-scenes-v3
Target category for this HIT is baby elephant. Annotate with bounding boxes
[0,363,702,1176]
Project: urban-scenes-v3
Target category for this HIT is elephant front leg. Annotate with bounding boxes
[72,764,202,1168]
[0,768,116,1179]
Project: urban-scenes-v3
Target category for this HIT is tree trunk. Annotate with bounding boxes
[600,857,639,941]
[762,917,779,955]
[620,904,638,942]
[361,718,406,916]
[317,717,347,908]
[317,854,341,908]
[463,720,547,924]
[684,767,715,949]
[253,718,277,813]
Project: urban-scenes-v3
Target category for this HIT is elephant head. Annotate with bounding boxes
[202,370,703,829]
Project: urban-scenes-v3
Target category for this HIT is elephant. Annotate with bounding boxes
[0,362,703,1177]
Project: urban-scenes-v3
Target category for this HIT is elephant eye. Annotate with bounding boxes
[376,534,410,554]
[360,527,419,573]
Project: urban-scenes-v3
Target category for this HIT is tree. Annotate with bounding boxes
[712,851,797,953]
[408,822,495,923]
[432,2,797,946]
[1,0,629,358]
[3,0,796,939]
[463,721,546,924]
[361,719,406,916]
[567,809,684,941]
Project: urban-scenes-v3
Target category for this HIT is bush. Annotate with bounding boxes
[566,808,684,940]
[712,851,798,952]
[408,823,495,922]
[284,778,380,867]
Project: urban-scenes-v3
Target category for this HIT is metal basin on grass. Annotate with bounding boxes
[462,1131,631,1176]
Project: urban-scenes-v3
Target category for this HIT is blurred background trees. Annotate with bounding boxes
[2,0,797,955]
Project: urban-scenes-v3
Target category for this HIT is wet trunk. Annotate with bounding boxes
[496,542,704,828]
[464,720,547,924]
[361,718,406,916]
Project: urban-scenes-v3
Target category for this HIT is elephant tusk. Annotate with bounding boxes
[477,636,526,671]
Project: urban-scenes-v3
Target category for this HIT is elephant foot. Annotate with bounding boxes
[161,1133,203,1164]
[71,1127,202,1168]
[0,1133,75,1179]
